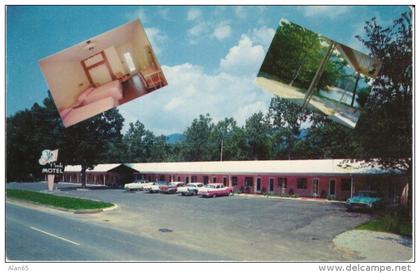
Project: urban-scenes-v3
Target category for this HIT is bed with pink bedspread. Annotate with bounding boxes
[59,80,123,127]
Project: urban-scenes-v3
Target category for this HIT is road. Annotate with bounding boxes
[6,182,372,261]
[6,202,227,261]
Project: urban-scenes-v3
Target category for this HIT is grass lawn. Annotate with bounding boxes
[6,189,114,210]
[357,213,412,237]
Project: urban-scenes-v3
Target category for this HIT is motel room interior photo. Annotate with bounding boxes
[39,20,167,128]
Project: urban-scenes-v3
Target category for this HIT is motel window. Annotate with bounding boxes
[123,52,136,72]
[278,177,287,188]
[245,177,253,187]
[191,176,197,182]
[203,176,209,185]
[186,177,189,183]
[212,177,217,183]
[341,178,351,191]
[297,178,307,189]
[232,176,238,186]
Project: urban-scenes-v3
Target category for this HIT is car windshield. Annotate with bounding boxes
[354,191,378,198]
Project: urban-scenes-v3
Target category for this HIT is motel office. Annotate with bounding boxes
[62,159,406,202]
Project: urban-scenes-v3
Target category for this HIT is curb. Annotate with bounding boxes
[235,193,346,204]
[6,198,118,214]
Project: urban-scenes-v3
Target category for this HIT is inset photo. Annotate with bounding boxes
[256,19,381,128]
[39,19,167,128]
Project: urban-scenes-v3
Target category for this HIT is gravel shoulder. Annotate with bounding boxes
[333,230,413,262]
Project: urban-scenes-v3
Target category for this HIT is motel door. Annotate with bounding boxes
[256,177,262,192]
[269,178,274,192]
[329,179,336,196]
[312,178,319,197]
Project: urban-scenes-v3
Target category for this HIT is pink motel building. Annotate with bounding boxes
[62,159,406,202]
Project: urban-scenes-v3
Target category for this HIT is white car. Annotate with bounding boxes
[124,181,153,191]
[198,183,233,198]
[177,182,204,196]
[147,181,169,193]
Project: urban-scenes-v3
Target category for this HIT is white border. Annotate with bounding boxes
[2,2,417,273]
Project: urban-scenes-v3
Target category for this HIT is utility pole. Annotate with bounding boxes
[303,41,336,108]
[351,72,361,107]
[220,139,224,161]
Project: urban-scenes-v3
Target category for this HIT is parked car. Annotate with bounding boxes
[198,183,233,198]
[159,182,185,194]
[124,180,153,191]
[147,181,168,193]
[177,182,204,196]
[346,191,384,211]
[142,182,155,192]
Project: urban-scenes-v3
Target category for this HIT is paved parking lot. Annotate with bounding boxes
[7,182,371,261]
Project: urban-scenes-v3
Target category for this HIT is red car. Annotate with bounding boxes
[159,181,185,194]
[198,183,233,198]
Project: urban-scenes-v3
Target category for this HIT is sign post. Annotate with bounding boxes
[38,149,63,191]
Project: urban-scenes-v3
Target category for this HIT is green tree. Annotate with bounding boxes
[149,135,172,162]
[268,97,311,159]
[7,108,40,181]
[355,12,412,173]
[243,112,272,160]
[209,117,242,161]
[182,114,214,161]
[6,94,125,187]
[304,115,361,158]
[58,107,124,187]
[260,21,323,88]
[124,121,155,162]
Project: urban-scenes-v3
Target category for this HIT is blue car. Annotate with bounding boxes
[346,191,384,211]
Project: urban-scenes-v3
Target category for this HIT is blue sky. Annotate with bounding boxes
[6,5,410,134]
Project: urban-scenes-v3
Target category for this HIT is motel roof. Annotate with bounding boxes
[64,163,121,173]
[64,159,397,176]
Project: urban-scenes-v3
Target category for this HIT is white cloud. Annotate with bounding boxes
[118,62,273,135]
[164,97,185,111]
[145,27,167,55]
[125,8,148,23]
[187,8,202,21]
[212,23,232,40]
[118,33,276,135]
[299,6,351,19]
[186,22,208,44]
[234,100,269,125]
[187,22,206,37]
[250,26,275,49]
[219,35,265,75]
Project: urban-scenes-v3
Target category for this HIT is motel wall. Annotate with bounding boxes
[62,163,407,202]
[134,172,355,200]
[62,171,121,187]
